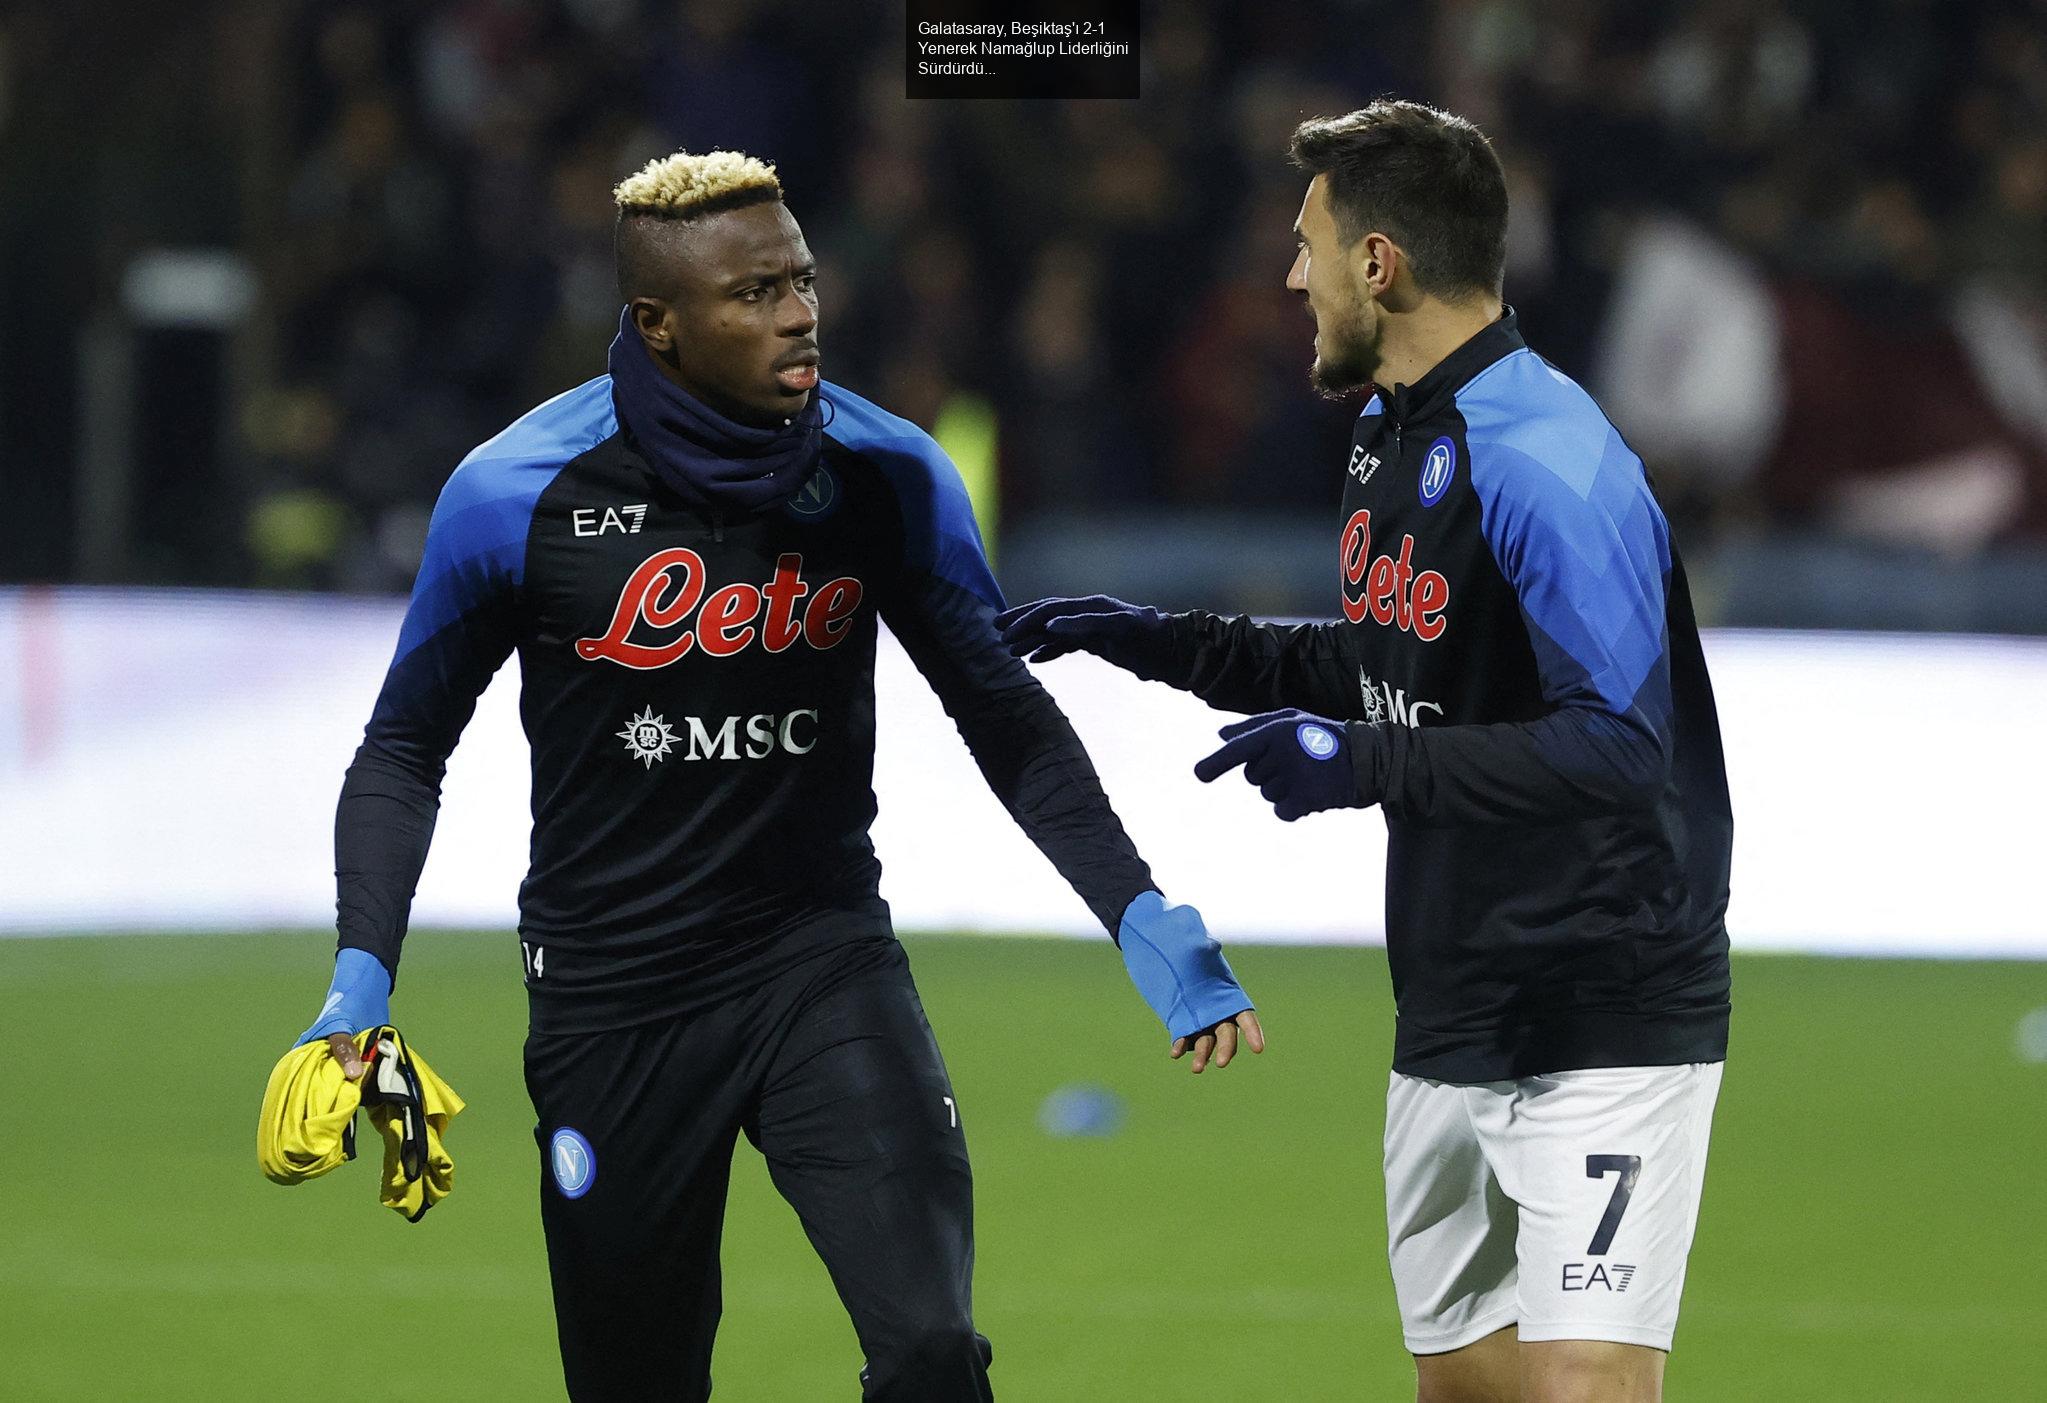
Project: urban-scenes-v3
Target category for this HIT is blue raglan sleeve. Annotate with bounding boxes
[837,393,1156,933]
[1353,410,1674,826]
[334,463,533,977]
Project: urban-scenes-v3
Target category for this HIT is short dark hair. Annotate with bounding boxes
[1289,100,1508,299]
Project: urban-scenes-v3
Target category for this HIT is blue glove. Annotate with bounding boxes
[1194,709,1367,821]
[1116,891,1254,1041]
[995,595,1173,676]
[295,947,393,1047]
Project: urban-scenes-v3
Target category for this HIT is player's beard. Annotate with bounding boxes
[1309,294,1379,401]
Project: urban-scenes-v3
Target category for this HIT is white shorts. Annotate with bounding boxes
[1384,1061,1722,1355]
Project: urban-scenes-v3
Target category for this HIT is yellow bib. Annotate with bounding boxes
[257,1026,464,1221]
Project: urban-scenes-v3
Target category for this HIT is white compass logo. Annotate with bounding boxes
[617,706,677,768]
[1359,670,1386,725]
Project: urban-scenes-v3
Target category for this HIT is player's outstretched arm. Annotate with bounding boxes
[894,583,1268,1072]
[1196,426,1679,826]
[998,595,1362,718]
[317,457,526,1058]
[913,601,1271,1072]
[860,418,1267,1072]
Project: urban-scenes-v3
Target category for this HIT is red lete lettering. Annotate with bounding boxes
[576,549,864,669]
[696,583,763,657]
[1339,509,1450,642]
[804,577,863,649]
[760,556,808,653]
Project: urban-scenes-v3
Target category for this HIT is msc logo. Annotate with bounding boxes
[1359,671,1443,727]
[1418,437,1457,506]
[616,706,819,766]
[1561,1262,1637,1293]
[1339,509,1450,641]
[615,709,821,764]
[572,504,647,537]
[617,706,677,768]
[577,550,863,669]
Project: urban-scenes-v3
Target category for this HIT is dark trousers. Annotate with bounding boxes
[525,937,994,1402]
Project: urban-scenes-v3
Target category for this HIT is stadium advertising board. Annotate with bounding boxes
[1,587,2041,957]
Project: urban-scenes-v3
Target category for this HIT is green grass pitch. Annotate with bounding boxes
[3,932,2042,1400]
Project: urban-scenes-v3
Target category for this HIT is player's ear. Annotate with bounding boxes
[1355,232,1397,298]
[628,298,675,354]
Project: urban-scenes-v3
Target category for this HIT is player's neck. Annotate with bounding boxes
[1375,294,1504,395]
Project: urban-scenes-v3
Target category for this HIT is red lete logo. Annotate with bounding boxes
[1339,509,1450,642]
[576,549,864,669]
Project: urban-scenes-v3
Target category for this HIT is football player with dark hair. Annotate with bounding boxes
[1003,101,1732,1403]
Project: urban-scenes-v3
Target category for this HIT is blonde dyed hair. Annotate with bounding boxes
[613,150,782,218]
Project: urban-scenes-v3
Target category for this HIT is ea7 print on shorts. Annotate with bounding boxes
[1384,1062,1723,1354]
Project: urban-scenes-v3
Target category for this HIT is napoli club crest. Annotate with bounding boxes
[787,466,839,520]
[1419,437,1457,507]
[550,1127,596,1199]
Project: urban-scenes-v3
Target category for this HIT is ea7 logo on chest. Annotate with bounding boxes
[573,504,648,536]
[576,550,863,669]
[1347,443,1382,488]
[1339,509,1450,641]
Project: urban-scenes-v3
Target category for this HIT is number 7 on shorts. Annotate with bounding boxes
[1585,1154,1641,1256]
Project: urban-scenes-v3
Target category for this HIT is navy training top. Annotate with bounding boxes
[1153,311,1732,1081]
[336,375,1155,1033]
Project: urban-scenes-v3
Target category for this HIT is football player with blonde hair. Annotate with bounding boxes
[293,149,1263,1401]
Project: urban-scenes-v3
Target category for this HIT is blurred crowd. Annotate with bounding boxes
[4,0,2047,620]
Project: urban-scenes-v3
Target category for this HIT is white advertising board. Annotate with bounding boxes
[1,587,2042,957]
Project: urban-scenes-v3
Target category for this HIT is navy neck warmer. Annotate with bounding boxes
[606,312,824,516]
